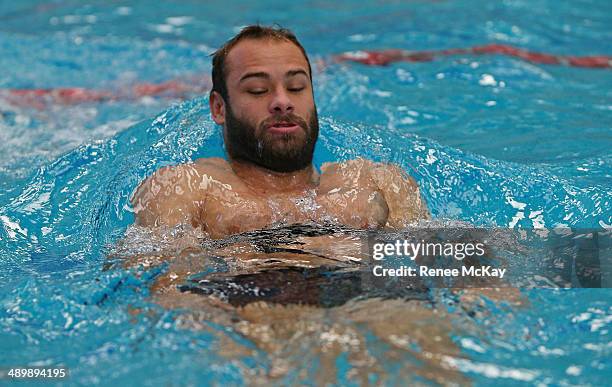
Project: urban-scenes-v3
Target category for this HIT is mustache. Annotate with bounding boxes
[259,113,309,131]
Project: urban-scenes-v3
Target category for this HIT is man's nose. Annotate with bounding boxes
[269,88,294,114]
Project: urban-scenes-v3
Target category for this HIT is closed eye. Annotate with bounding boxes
[248,89,267,95]
[288,87,305,93]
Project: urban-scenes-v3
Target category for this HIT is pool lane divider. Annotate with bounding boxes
[2,78,210,109]
[333,43,612,68]
[1,44,610,107]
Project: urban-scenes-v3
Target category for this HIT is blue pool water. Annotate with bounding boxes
[0,0,610,385]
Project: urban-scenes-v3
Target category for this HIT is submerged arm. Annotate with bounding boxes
[371,163,430,228]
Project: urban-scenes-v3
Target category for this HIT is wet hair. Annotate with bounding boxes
[210,24,312,103]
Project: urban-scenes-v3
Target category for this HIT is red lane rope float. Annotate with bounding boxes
[2,77,210,108]
[333,44,612,68]
[5,88,113,106]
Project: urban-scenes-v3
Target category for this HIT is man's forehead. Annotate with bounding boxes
[225,38,309,80]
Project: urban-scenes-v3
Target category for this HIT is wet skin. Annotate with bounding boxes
[132,157,428,238]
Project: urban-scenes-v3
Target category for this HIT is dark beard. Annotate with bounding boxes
[224,104,319,173]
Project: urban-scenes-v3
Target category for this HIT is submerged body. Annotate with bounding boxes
[118,223,475,385]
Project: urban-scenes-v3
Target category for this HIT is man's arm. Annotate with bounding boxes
[370,163,430,228]
[131,163,204,228]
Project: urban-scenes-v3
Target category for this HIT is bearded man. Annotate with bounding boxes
[132,25,429,238]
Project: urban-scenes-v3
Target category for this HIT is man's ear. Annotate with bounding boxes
[209,91,226,125]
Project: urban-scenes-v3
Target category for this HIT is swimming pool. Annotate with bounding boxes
[0,0,610,385]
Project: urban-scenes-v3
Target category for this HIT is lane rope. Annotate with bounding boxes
[333,43,612,68]
[2,44,609,107]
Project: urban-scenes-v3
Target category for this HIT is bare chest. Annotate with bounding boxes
[198,181,389,238]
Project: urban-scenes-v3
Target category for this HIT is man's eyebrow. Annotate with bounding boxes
[239,72,270,83]
[238,69,309,83]
[286,69,309,79]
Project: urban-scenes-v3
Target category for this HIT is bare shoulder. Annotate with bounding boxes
[135,157,229,193]
[131,161,210,227]
[320,157,373,174]
[320,158,416,185]
[369,161,419,188]
[131,157,243,227]
[322,158,429,226]
[132,162,200,201]
[193,156,231,171]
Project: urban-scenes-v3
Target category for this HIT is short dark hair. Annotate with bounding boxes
[210,25,312,103]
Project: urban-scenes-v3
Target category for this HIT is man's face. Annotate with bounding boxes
[216,38,318,173]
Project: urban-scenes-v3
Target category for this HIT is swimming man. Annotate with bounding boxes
[132,25,429,238]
